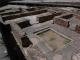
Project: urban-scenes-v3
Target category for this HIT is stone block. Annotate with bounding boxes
[54,18,70,27]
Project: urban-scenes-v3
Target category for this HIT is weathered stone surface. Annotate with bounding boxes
[36,11,62,23]
[54,18,70,27]
[74,15,80,20]
[2,6,80,60]
[2,9,47,21]
[26,7,36,11]
[75,25,80,33]
[10,22,26,37]
[61,14,73,19]
[0,8,11,13]
[37,12,54,23]
[0,10,21,16]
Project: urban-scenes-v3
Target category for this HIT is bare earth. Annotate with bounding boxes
[37,29,71,52]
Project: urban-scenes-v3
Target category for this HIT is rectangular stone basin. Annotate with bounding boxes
[37,29,71,52]
[17,20,31,29]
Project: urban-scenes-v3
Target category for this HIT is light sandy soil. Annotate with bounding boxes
[37,30,71,52]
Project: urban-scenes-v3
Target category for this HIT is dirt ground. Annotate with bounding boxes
[37,29,71,51]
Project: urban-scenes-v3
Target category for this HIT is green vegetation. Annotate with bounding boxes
[49,37,56,41]
[64,38,71,44]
